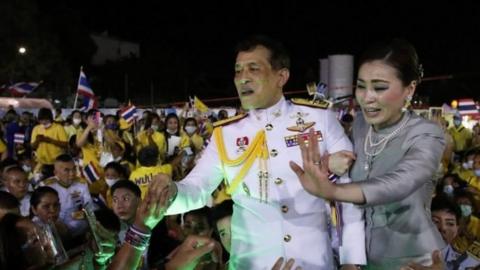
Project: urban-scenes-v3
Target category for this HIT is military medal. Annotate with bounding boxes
[284,130,323,147]
[287,112,315,132]
[236,136,249,153]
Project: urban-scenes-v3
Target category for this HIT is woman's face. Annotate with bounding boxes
[32,193,61,223]
[356,60,415,130]
[167,117,179,131]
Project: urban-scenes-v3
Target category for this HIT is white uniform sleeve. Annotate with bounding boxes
[325,110,353,153]
[324,111,366,264]
[166,134,224,215]
[337,174,367,265]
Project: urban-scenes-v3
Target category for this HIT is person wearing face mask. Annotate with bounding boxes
[465,152,480,213]
[163,113,190,161]
[448,114,472,158]
[31,108,68,175]
[455,192,480,242]
[136,113,167,163]
[183,118,204,154]
[64,110,85,140]
[103,161,129,207]
[452,151,477,186]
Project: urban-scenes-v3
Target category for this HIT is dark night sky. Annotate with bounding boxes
[41,1,480,105]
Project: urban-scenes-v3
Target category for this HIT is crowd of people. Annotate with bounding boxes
[0,35,479,270]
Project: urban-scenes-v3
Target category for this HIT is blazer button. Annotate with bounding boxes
[274,178,283,185]
[283,234,291,242]
[270,149,278,157]
[281,205,288,213]
[265,124,273,131]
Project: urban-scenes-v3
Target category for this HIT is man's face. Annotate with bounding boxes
[4,170,29,199]
[54,161,76,186]
[432,210,458,244]
[234,45,289,110]
[112,188,139,223]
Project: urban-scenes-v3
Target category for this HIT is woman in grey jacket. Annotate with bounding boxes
[290,39,445,269]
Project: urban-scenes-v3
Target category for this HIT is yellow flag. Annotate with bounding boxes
[194,96,209,113]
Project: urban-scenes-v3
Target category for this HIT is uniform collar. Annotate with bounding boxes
[249,96,287,123]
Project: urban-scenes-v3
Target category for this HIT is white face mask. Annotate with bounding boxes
[73,118,82,125]
[460,204,473,217]
[166,129,177,135]
[22,164,31,173]
[105,178,119,187]
[150,125,159,131]
[43,122,52,129]
[443,185,454,196]
[475,169,480,177]
[185,126,197,134]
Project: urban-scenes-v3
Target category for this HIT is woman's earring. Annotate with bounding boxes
[402,96,412,112]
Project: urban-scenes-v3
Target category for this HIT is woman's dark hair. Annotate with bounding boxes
[105,161,128,179]
[30,186,58,209]
[0,214,27,269]
[144,113,160,130]
[164,113,181,136]
[358,38,423,86]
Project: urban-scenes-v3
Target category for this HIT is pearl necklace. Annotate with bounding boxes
[363,113,410,171]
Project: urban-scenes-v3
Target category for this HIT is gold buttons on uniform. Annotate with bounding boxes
[270,149,278,157]
[284,234,291,242]
[265,124,273,131]
[281,205,288,213]
[274,178,283,185]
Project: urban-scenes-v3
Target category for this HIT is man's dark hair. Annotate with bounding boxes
[37,108,53,121]
[431,195,461,224]
[137,146,159,167]
[110,180,141,198]
[95,208,121,232]
[55,154,74,163]
[235,35,290,70]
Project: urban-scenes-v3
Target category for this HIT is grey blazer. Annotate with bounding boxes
[350,111,446,268]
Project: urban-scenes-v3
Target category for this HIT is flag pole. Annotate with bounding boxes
[73,66,83,109]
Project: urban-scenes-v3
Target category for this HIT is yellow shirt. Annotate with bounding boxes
[129,165,172,199]
[0,140,6,154]
[136,130,167,158]
[64,125,77,140]
[32,123,68,165]
[453,215,480,252]
[449,126,472,152]
[187,133,204,153]
[452,165,476,183]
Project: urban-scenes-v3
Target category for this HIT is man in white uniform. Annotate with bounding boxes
[46,154,94,237]
[159,36,366,269]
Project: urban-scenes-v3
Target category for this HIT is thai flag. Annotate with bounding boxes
[14,133,25,144]
[9,82,40,97]
[82,162,100,184]
[458,99,479,116]
[77,70,95,98]
[79,96,97,111]
[121,105,138,123]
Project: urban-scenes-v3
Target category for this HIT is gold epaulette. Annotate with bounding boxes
[467,241,480,260]
[42,177,57,186]
[291,98,331,109]
[213,114,248,128]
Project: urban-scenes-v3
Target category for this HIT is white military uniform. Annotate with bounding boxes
[167,97,366,269]
[48,179,94,237]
